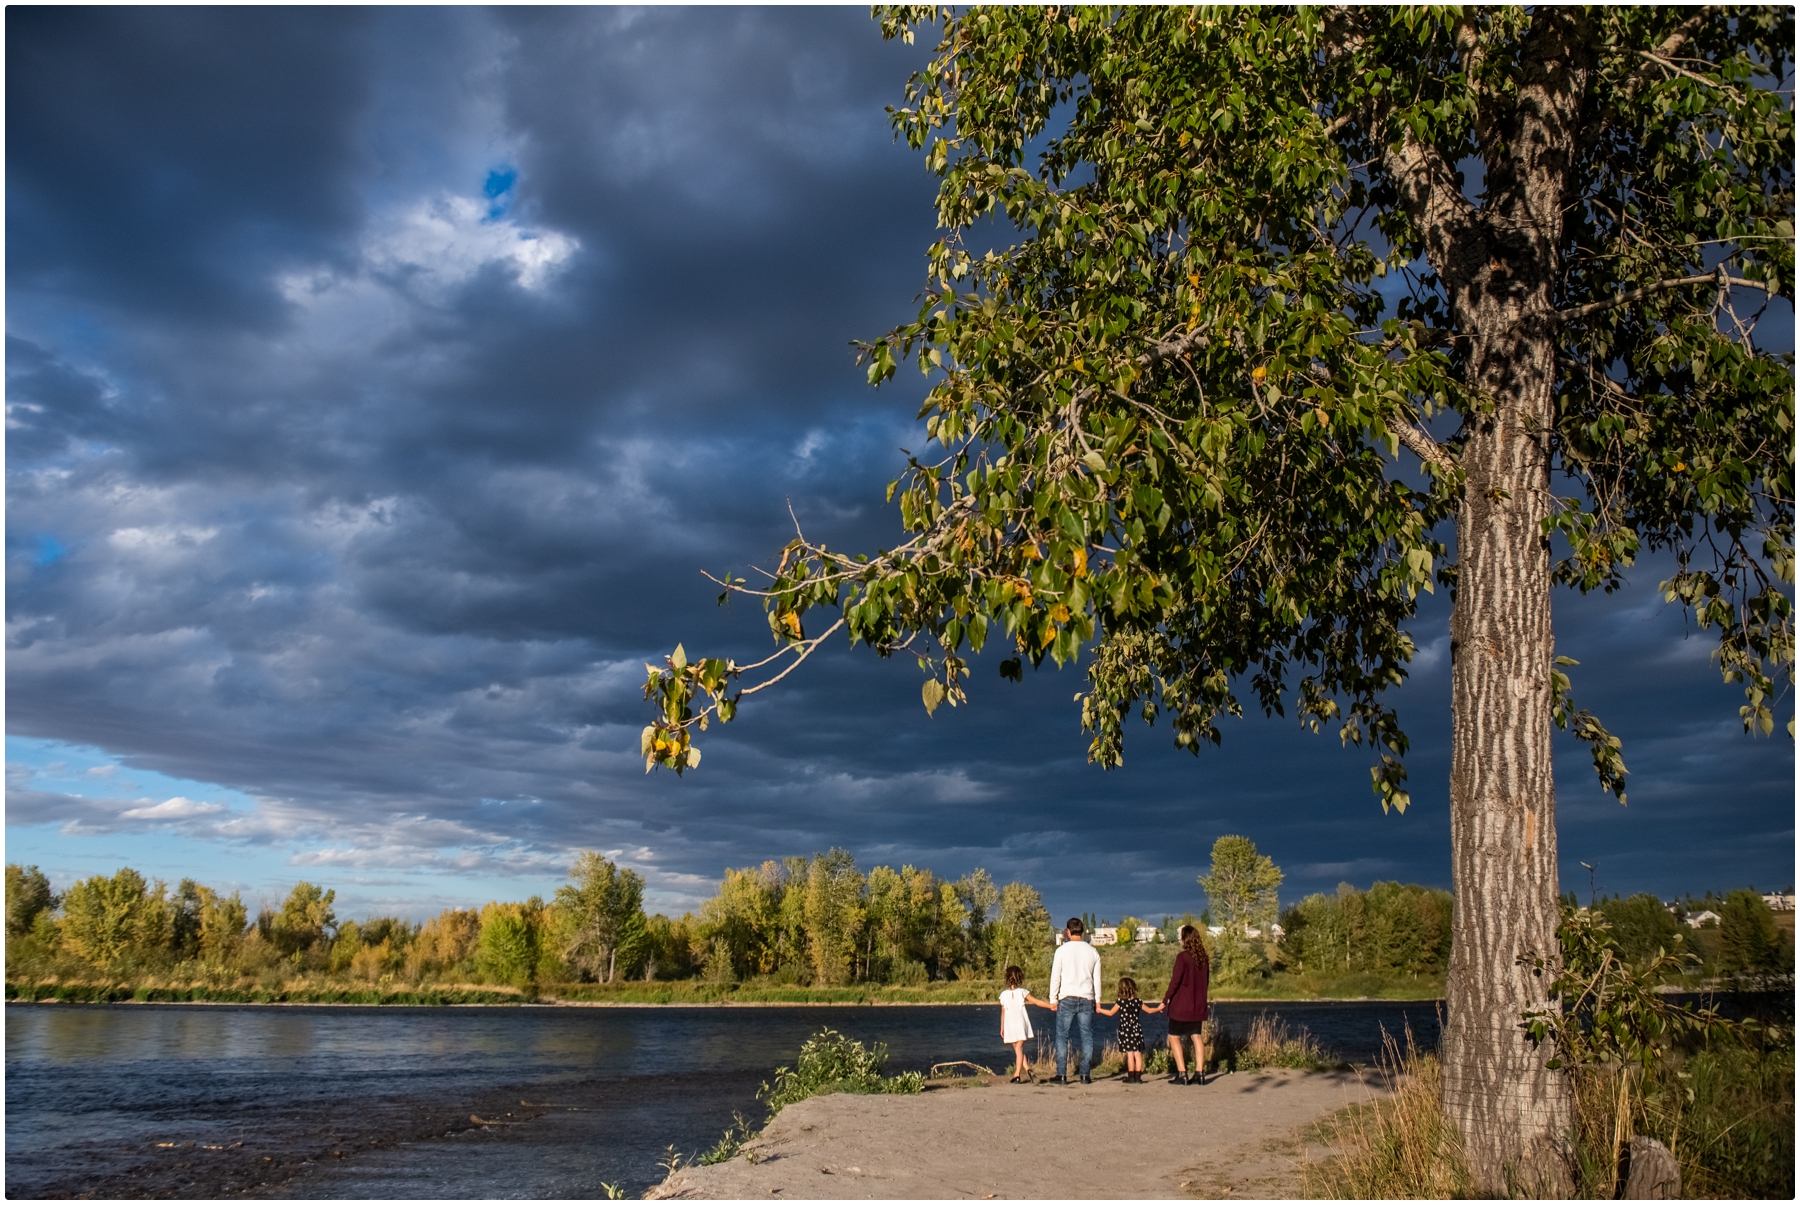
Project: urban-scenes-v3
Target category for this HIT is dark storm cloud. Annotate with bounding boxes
[6,8,1790,919]
[6,6,372,328]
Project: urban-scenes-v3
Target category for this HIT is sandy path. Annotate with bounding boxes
[648,1068,1384,1200]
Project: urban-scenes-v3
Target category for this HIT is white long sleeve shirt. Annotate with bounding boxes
[1048,937,1103,1005]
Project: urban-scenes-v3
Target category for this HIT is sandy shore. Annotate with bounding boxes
[648,1068,1386,1200]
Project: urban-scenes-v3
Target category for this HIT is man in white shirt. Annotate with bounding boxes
[1047,917,1104,1083]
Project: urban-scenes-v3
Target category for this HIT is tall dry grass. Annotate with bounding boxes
[1302,1027,1473,1199]
[1228,1013,1329,1070]
[1566,1041,1794,1198]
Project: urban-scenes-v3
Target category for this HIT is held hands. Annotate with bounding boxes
[1142,1000,1165,1014]
[1095,1001,1119,1017]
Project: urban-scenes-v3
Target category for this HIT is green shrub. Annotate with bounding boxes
[759,1027,923,1114]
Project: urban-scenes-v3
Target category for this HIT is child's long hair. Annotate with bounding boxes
[1180,924,1211,971]
[1004,965,1024,989]
[1116,976,1138,1001]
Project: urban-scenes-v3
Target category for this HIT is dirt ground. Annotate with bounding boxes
[647,1068,1386,1200]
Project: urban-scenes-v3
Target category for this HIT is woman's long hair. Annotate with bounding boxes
[1179,924,1210,972]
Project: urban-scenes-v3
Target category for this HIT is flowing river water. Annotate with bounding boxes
[5,999,1442,1198]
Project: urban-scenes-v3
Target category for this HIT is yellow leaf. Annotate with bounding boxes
[1025,541,1043,561]
[779,611,803,639]
[1039,625,1057,649]
[1314,408,1330,428]
[1050,604,1071,623]
[1250,365,1267,383]
[1074,357,1085,373]
[1672,462,1687,473]
[1071,547,1088,577]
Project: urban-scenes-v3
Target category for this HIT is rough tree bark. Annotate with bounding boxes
[1425,15,1593,1192]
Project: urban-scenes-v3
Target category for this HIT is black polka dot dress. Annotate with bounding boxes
[1116,998,1144,1052]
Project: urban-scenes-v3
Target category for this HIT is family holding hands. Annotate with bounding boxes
[997,917,1213,1085]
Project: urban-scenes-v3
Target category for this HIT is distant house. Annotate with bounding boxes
[1090,926,1118,946]
[1135,925,1159,944]
[1763,892,1794,912]
[1686,910,1722,929]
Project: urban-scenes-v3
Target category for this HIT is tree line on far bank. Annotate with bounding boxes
[1,851,1054,991]
[7,849,1787,993]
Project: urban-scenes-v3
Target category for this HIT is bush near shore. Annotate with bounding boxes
[1305,903,1794,1200]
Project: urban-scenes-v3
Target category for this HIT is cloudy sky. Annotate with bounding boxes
[7,7,1792,925]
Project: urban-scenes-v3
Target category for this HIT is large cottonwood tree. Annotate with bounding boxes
[643,7,1792,1188]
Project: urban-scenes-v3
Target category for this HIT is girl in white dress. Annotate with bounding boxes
[999,965,1051,1082]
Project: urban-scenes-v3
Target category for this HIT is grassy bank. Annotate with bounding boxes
[6,980,532,1005]
[1208,971,1446,1001]
[7,973,1445,1006]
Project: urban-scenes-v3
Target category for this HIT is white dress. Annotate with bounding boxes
[999,987,1034,1044]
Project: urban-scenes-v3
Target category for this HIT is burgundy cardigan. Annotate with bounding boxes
[1162,949,1210,1023]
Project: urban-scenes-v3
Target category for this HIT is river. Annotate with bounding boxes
[5,999,1442,1198]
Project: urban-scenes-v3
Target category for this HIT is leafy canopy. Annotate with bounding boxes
[644,7,1792,808]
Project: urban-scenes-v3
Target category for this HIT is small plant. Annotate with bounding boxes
[599,1182,625,1200]
[655,1144,686,1178]
[696,1112,756,1166]
[759,1027,922,1115]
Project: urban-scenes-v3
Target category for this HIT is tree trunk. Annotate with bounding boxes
[1432,16,1592,1191]
[1442,311,1574,1192]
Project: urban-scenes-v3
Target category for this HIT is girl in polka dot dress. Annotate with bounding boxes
[1097,976,1163,1083]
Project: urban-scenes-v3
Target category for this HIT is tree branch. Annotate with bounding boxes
[1638,49,1741,97]
[1650,9,1712,60]
[1137,328,1210,367]
[1393,422,1458,474]
[1555,271,1776,321]
[735,617,848,700]
[1320,8,1476,277]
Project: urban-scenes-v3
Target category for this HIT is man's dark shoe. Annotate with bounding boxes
[1080,1074,1093,1084]
[1050,1075,1068,1084]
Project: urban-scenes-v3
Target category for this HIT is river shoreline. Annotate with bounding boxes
[6,993,1448,1008]
[8,999,1446,1197]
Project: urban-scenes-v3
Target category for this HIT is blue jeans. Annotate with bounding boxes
[1055,997,1094,1078]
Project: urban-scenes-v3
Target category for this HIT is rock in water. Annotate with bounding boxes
[1622,1136,1680,1199]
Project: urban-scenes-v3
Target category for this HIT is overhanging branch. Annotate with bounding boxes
[1555,270,1776,321]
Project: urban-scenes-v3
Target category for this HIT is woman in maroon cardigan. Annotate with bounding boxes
[1162,924,1210,1084]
